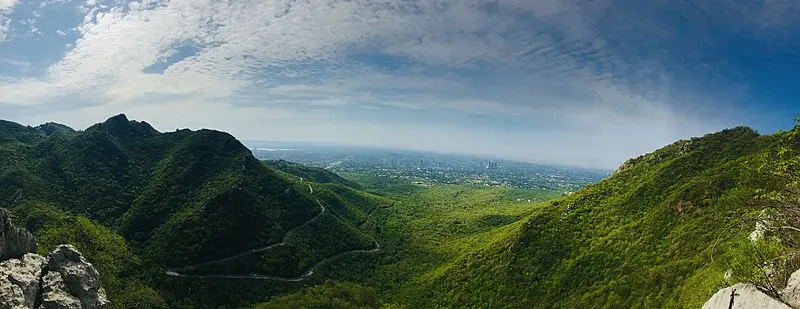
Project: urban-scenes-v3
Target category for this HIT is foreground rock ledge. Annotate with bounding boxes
[703,283,791,309]
[0,245,109,309]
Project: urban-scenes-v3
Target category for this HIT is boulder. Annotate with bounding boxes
[0,245,109,309]
[703,283,791,309]
[0,208,36,260]
[0,253,46,309]
[44,245,109,309]
[39,271,81,309]
[0,208,108,308]
[782,268,800,308]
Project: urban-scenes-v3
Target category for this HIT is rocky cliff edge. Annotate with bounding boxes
[0,208,108,309]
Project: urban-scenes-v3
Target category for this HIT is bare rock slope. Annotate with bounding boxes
[0,208,108,309]
[702,283,791,309]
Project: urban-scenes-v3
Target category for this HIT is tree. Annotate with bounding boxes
[736,117,800,295]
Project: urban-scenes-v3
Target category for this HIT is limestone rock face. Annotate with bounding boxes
[43,245,109,309]
[702,283,791,309]
[39,271,81,309]
[0,245,109,309]
[0,254,46,309]
[0,208,36,260]
[782,268,800,308]
[0,208,109,308]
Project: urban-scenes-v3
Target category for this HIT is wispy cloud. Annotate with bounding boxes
[0,0,798,168]
[0,0,18,40]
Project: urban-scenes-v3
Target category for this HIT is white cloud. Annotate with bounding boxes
[0,0,765,168]
[0,0,17,41]
[0,79,69,105]
[0,0,17,12]
[1,0,628,105]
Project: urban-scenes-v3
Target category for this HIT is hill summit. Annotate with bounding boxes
[405,123,800,308]
[4,115,800,308]
[0,115,385,308]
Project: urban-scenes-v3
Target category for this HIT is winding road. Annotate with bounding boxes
[165,182,380,281]
[164,240,380,281]
[166,199,326,272]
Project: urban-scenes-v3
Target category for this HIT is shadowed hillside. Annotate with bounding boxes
[6,115,798,308]
[0,114,388,308]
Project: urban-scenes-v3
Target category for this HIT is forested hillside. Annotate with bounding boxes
[3,114,799,308]
[404,126,800,308]
[0,115,389,308]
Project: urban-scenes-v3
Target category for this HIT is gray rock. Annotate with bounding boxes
[44,245,109,309]
[0,208,36,260]
[782,268,800,308]
[0,279,26,309]
[0,253,46,309]
[0,209,109,309]
[703,283,791,309]
[39,271,81,309]
[0,244,110,309]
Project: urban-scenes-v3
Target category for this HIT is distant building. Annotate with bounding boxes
[484,161,499,169]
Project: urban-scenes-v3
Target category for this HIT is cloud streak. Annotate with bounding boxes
[0,0,798,168]
[0,0,18,40]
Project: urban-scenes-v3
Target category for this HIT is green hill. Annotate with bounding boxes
[4,114,799,308]
[401,126,798,308]
[266,159,363,189]
[277,125,799,308]
[0,114,389,308]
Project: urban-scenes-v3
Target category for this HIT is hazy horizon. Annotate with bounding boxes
[0,112,765,171]
[2,1,799,169]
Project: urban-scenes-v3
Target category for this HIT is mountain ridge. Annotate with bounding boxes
[399,124,796,308]
[2,114,796,308]
[0,114,387,308]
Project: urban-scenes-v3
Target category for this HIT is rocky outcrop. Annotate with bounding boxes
[613,152,665,175]
[41,245,108,309]
[782,269,800,308]
[702,283,791,309]
[0,245,108,309]
[0,253,46,309]
[0,208,36,261]
[0,209,108,309]
[39,271,81,309]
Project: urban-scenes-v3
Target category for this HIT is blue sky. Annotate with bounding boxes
[0,0,798,169]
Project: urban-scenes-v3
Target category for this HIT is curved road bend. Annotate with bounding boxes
[164,240,380,281]
[166,199,326,272]
[165,183,381,281]
[168,182,316,272]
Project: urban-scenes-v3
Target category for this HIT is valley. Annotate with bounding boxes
[1,115,800,308]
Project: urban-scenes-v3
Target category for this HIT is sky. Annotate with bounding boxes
[0,0,799,169]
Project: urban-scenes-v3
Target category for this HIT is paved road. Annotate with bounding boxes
[166,199,326,273]
[164,241,380,281]
[165,182,380,281]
